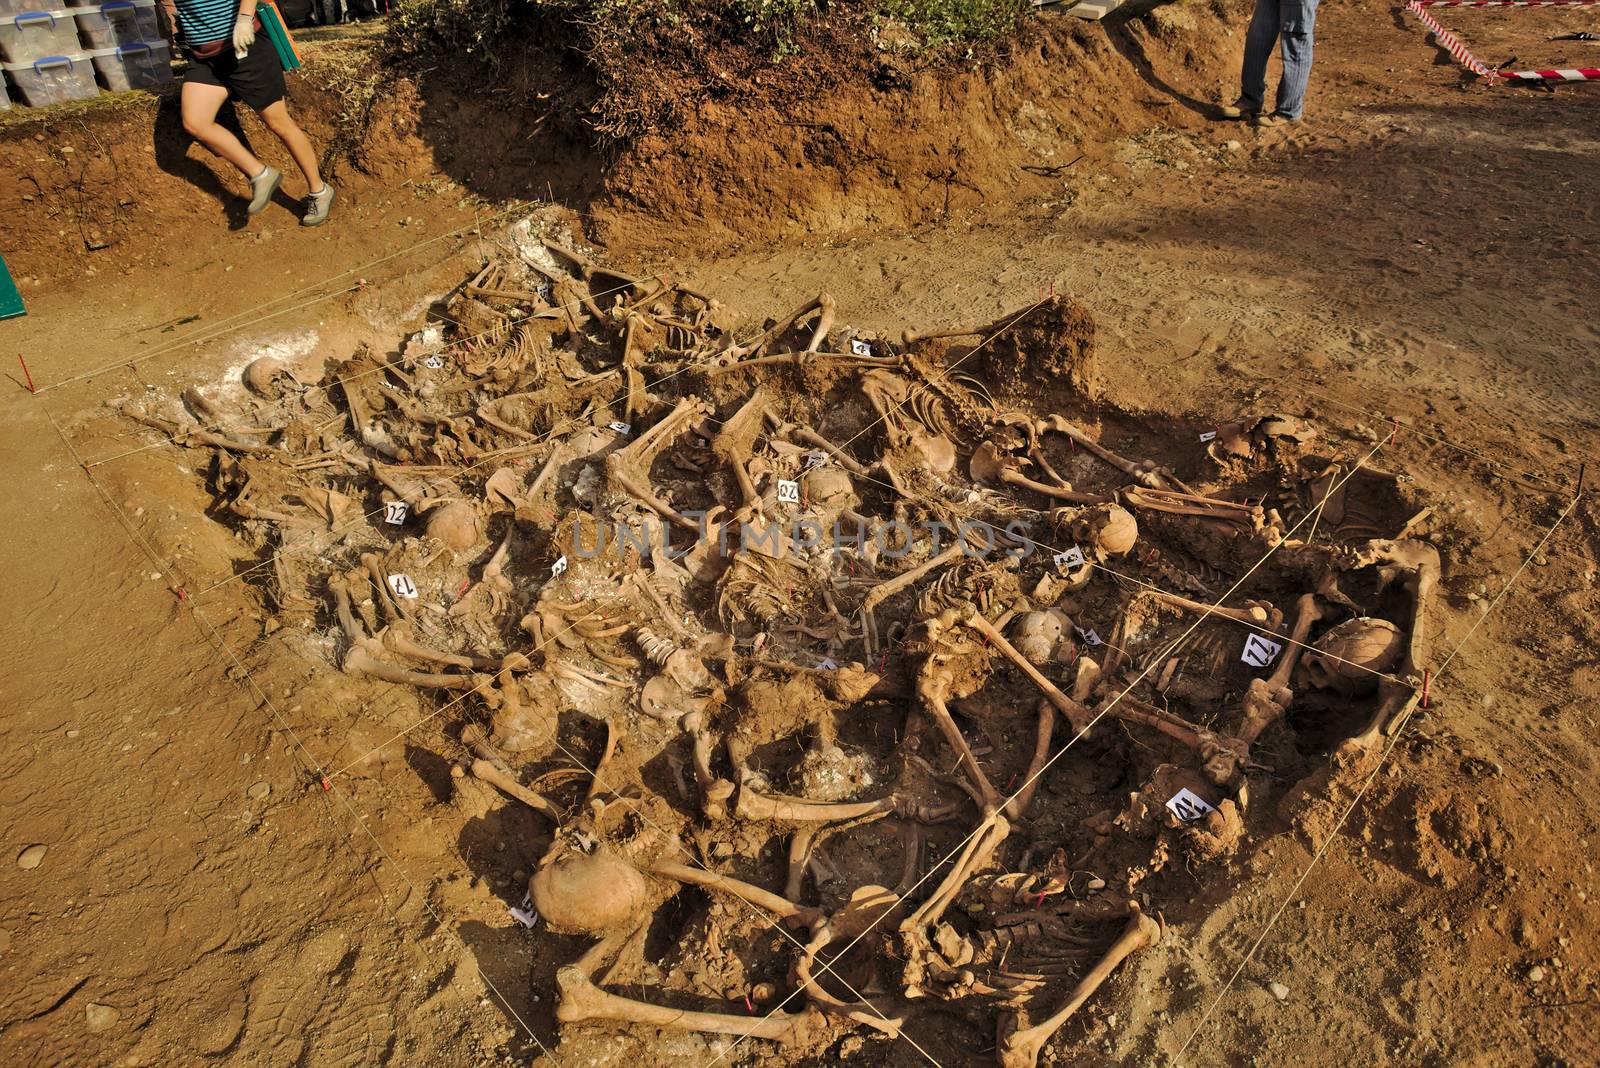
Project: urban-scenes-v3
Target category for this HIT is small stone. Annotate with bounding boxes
[17,845,47,870]
[1527,965,1545,983]
[247,781,270,801]
[1224,140,1242,152]
[1267,981,1289,1001]
[1086,877,1107,891]
[65,729,80,739]
[1439,916,1450,932]
[85,1002,120,1031]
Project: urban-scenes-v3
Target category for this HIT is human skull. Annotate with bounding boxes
[1303,617,1403,695]
[1073,503,1138,558]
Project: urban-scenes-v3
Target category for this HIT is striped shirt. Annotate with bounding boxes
[173,0,242,47]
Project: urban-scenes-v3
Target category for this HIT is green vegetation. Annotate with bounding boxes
[386,0,1033,122]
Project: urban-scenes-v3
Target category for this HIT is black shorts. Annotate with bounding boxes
[183,32,285,113]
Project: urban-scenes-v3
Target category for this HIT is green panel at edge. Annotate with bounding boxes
[0,252,24,320]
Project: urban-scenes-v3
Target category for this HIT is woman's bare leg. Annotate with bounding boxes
[258,100,323,192]
[181,81,262,178]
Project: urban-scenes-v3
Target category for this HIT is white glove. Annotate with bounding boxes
[232,14,255,58]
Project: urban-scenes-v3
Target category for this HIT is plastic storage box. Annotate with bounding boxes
[4,51,98,104]
[88,38,168,90]
[0,9,83,65]
[74,0,159,50]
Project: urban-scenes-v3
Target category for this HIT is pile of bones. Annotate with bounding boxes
[126,222,1440,1066]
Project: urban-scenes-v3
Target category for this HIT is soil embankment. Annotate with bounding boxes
[0,4,1240,288]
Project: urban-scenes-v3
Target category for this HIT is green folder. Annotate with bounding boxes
[0,252,23,320]
[258,3,301,72]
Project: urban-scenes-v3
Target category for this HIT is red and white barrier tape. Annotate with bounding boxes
[1406,0,1600,81]
[1501,65,1600,78]
[1407,0,1497,75]
[1414,0,1599,7]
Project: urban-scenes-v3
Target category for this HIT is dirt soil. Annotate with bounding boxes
[3,1,1600,1067]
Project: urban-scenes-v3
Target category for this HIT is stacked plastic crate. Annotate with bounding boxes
[1,0,171,107]
[76,0,172,91]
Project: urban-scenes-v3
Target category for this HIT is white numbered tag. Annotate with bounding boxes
[608,421,632,435]
[818,657,837,670]
[537,283,553,302]
[1053,545,1086,571]
[509,889,539,929]
[551,555,569,578]
[1165,787,1217,823]
[1075,626,1102,647]
[805,450,829,469]
[1241,633,1284,668]
[1199,430,1216,443]
[383,500,409,525]
[423,354,444,370]
[850,338,872,357]
[387,573,418,600]
[777,479,800,504]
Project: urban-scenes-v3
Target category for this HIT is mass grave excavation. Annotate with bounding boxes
[121,218,1438,1065]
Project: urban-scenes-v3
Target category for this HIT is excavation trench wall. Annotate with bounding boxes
[0,2,1241,288]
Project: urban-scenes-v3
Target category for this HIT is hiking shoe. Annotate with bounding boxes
[302,184,335,227]
[1255,113,1298,127]
[247,165,282,215]
[1218,102,1256,120]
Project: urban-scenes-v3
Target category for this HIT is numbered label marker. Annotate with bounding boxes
[1240,633,1284,668]
[1075,626,1102,647]
[1199,430,1217,443]
[1165,787,1217,823]
[608,421,632,435]
[383,500,409,526]
[537,283,553,302]
[1053,544,1086,571]
[551,555,569,578]
[423,354,444,370]
[509,890,539,928]
[818,657,837,671]
[387,573,418,600]
[776,479,800,504]
[850,338,872,357]
[805,450,829,469]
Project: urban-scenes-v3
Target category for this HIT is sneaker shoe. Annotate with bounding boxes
[301,184,335,228]
[247,165,282,215]
[1255,113,1298,127]
[1218,103,1256,120]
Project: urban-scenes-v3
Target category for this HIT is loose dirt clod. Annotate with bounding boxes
[122,217,1442,1065]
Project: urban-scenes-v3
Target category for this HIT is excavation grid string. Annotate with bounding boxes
[59,268,1459,1063]
[1171,491,1580,1063]
[1133,317,1572,498]
[699,442,1394,1068]
[37,205,526,394]
[326,399,1400,789]
[165,275,790,601]
[51,390,950,1060]
[50,390,931,1067]
[39,402,561,1063]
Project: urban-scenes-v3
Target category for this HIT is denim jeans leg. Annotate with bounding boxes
[1274,0,1319,119]
[1238,0,1280,112]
